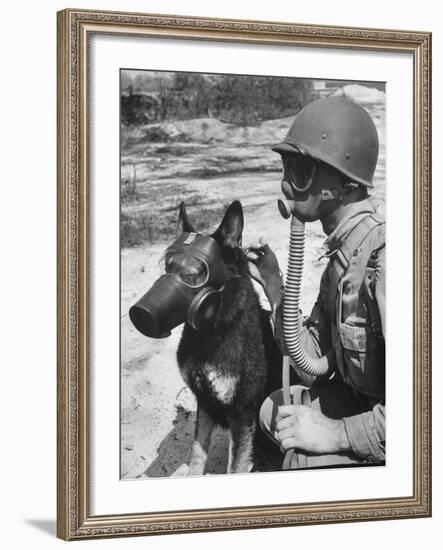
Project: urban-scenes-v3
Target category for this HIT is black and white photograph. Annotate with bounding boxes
[120,69,386,479]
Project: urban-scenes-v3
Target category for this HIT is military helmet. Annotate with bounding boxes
[272,96,379,188]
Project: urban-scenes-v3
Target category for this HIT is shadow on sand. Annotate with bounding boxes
[141,405,195,477]
[141,405,231,477]
[140,405,282,478]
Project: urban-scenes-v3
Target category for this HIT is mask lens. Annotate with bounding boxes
[188,289,222,330]
[165,253,208,287]
[283,155,316,193]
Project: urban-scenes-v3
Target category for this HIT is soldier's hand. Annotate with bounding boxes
[245,237,282,303]
[275,405,351,455]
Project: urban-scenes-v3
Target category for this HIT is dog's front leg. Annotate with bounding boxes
[187,405,215,476]
[228,418,255,474]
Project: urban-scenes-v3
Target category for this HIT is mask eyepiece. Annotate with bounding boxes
[164,252,209,288]
[282,154,317,194]
[188,288,222,330]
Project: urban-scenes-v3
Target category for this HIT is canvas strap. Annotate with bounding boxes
[326,215,384,322]
[363,244,386,339]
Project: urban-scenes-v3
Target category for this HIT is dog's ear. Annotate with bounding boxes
[213,201,244,248]
[177,202,195,235]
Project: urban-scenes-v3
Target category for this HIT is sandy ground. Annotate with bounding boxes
[120,92,385,479]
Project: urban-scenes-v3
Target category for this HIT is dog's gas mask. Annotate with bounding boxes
[129,232,226,338]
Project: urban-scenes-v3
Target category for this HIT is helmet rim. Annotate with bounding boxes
[272,97,379,189]
[272,141,375,188]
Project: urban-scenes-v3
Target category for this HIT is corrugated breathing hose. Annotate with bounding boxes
[283,215,334,377]
[280,212,334,470]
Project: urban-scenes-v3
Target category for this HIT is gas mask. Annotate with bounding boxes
[282,153,317,194]
[277,153,346,220]
[129,232,226,338]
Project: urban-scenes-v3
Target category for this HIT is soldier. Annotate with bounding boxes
[248,97,385,468]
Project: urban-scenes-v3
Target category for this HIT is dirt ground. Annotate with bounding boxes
[120,89,385,479]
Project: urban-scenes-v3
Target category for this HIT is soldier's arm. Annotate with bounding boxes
[374,247,386,337]
[342,403,385,462]
[342,248,386,461]
[304,291,333,357]
[302,265,333,356]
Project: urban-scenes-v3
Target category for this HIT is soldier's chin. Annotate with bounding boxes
[291,207,320,223]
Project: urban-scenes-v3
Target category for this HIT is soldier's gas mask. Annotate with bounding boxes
[129,232,226,338]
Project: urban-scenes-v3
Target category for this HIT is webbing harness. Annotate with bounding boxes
[326,214,384,323]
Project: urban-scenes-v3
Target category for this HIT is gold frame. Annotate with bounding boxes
[57,8,432,541]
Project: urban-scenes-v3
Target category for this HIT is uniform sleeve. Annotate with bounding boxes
[304,292,332,357]
[343,247,386,462]
[343,403,385,462]
[374,247,386,338]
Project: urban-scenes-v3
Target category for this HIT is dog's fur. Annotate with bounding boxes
[175,201,281,475]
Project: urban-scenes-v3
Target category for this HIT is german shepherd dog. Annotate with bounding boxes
[176,200,281,475]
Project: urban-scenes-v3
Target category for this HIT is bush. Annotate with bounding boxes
[142,126,193,143]
[209,75,312,125]
[121,72,313,126]
[142,126,170,142]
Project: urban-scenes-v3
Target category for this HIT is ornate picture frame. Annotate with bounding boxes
[57,8,431,540]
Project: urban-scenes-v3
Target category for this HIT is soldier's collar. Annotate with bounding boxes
[323,198,377,254]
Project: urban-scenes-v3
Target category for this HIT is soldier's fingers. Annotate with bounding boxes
[277,405,295,418]
[244,251,259,262]
[248,264,261,281]
[278,427,296,442]
[245,239,262,248]
[275,415,293,431]
[246,244,265,253]
[280,437,298,451]
[258,236,272,253]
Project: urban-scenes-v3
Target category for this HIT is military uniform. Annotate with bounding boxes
[260,198,386,467]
